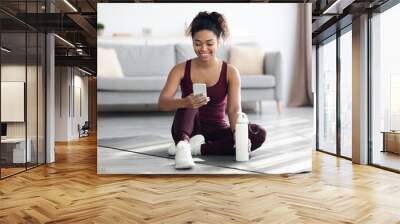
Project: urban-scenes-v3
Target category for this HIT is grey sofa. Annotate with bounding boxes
[98,44,281,112]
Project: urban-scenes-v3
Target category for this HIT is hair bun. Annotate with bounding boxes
[209,12,220,22]
[186,11,230,41]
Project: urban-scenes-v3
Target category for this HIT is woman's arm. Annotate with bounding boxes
[158,64,209,111]
[227,65,242,132]
[158,64,187,111]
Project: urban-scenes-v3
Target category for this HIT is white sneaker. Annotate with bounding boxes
[189,135,205,156]
[174,141,195,169]
[168,135,205,156]
[168,143,176,156]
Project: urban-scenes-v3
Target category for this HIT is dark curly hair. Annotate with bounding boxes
[186,11,229,41]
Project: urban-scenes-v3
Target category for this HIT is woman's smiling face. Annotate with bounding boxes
[192,30,219,62]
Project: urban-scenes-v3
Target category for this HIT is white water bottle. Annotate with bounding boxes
[235,112,249,161]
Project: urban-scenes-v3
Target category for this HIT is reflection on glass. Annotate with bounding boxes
[340,30,352,158]
[371,3,400,171]
[318,37,337,154]
[1,31,27,177]
[0,1,46,179]
[390,75,400,130]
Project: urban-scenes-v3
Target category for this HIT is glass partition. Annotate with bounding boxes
[370,3,400,171]
[339,29,352,158]
[0,2,46,179]
[1,30,28,177]
[317,36,337,155]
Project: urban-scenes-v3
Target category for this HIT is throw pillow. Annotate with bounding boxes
[97,47,124,78]
[175,44,197,63]
[229,46,264,75]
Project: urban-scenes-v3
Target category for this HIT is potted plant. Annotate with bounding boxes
[97,23,104,36]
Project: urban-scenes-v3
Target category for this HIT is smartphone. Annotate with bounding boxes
[193,83,207,97]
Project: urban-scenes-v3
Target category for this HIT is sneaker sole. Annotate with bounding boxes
[175,161,195,169]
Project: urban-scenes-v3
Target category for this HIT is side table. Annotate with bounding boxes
[381,131,400,154]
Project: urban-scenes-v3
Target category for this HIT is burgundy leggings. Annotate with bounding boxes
[171,108,267,155]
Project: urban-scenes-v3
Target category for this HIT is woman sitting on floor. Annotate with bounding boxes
[158,11,266,169]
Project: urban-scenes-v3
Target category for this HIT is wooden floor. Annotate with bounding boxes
[1,167,26,178]
[1,134,400,223]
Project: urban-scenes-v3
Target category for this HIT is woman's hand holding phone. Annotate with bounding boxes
[185,83,209,109]
[185,94,210,109]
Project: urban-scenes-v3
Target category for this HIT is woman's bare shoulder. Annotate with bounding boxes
[169,62,187,77]
[226,63,240,81]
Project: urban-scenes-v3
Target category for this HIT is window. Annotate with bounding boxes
[340,28,352,158]
[317,36,337,154]
[370,2,400,171]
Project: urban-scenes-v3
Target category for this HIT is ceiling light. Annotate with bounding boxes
[1,47,11,53]
[322,0,355,15]
[76,48,84,55]
[63,0,78,12]
[54,34,75,48]
[78,67,92,76]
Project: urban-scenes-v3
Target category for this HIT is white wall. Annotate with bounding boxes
[72,74,89,138]
[55,67,89,141]
[74,75,89,123]
[98,3,308,105]
[55,67,71,141]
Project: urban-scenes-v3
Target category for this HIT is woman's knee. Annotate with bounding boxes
[248,124,267,151]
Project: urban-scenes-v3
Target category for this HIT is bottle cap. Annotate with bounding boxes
[236,112,249,124]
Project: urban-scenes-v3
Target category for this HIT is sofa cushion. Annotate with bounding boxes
[217,45,230,62]
[98,75,275,91]
[175,44,230,63]
[98,76,168,91]
[240,74,275,88]
[108,44,175,77]
[229,45,264,75]
[97,47,124,78]
[175,44,196,64]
